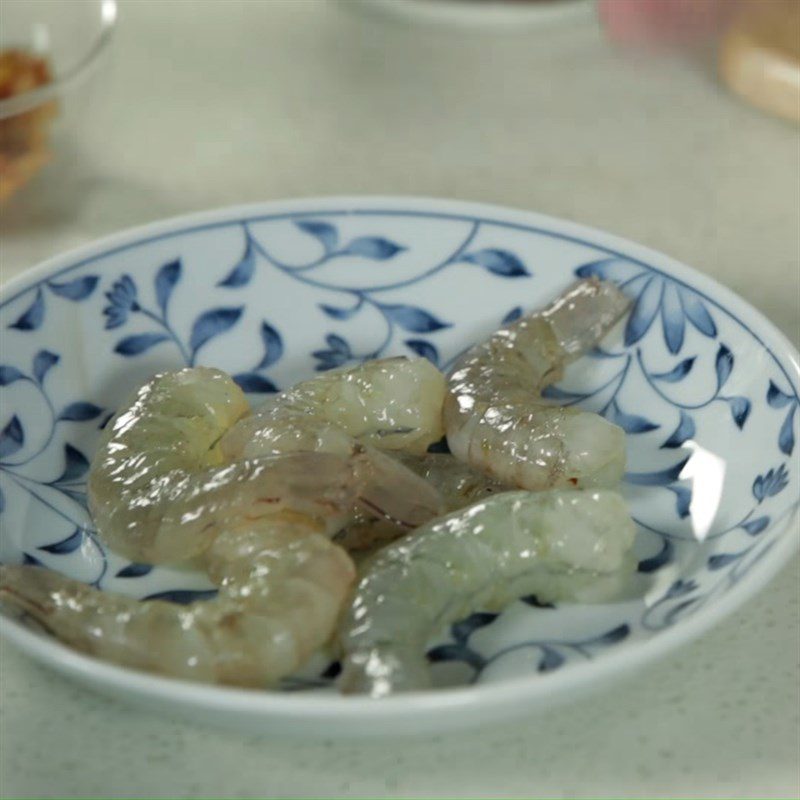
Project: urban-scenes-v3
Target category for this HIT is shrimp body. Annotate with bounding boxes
[0,520,354,687]
[444,279,630,490]
[89,367,442,564]
[335,453,507,552]
[220,356,446,460]
[338,489,636,696]
[88,367,252,563]
[6,443,469,686]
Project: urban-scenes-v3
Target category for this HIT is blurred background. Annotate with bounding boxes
[0,1,798,797]
[1,0,798,342]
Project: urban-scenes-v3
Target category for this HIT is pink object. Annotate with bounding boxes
[598,0,737,46]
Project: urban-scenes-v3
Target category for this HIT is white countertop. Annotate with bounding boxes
[1,1,798,797]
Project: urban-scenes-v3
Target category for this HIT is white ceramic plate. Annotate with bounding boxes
[1,197,797,737]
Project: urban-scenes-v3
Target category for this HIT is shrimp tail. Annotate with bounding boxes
[353,445,446,531]
[542,277,631,358]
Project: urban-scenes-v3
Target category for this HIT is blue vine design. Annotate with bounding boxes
[218,219,531,370]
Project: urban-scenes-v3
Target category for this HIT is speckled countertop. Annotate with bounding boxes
[1,1,798,797]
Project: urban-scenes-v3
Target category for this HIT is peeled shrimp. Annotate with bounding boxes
[88,367,441,564]
[88,367,250,563]
[220,356,446,461]
[0,519,354,687]
[335,453,508,552]
[445,278,630,490]
[338,489,636,696]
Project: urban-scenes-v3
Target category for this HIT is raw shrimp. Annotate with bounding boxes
[88,367,442,564]
[0,517,355,687]
[337,489,636,696]
[220,356,446,461]
[4,443,462,687]
[88,367,250,563]
[335,453,508,552]
[445,278,631,490]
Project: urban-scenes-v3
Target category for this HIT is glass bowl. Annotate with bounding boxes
[0,0,117,205]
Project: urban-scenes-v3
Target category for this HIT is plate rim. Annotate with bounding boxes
[1,195,798,728]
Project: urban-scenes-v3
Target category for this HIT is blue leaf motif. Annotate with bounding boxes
[0,415,24,459]
[778,406,796,456]
[726,396,751,429]
[461,249,530,277]
[638,538,674,573]
[39,528,86,554]
[660,282,685,355]
[502,306,523,325]
[116,563,153,578]
[520,595,555,608]
[404,339,439,365]
[680,288,717,338]
[753,464,789,502]
[625,456,689,486]
[55,444,90,483]
[313,334,352,372]
[0,366,25,386]
[665,579,697,599]
[319,303,358,320]
[23,553,44,567]
[217,242,255,288]
[426,644,486,671]
[114,333,170,356]
[257,321,283,369]
[103,275,138,329]
[325,334,350,355]
[538,646,565,673]
[58,402,103,422]
[708,551,745,570]
[32,350,59,384]
[9,287,44,331]
[588,624,630,646]
[342,237,405,260]
[741,516,770,536]
[144,589,217,604]
[48,276,99,301]
[575,258,642,284]
[380,304,450,333]
[767,380,794,409]
[670,485,693,518]
[661,410,696,449]
[189,307,243,356]
[606,401,659,434]
[452,612,499,643]
[624,276,662,346]
[652,357,695,383]
[542,385,588,403]
[715,344,734,389]
[232,373,279,394]
[155,260,181,314]
[426,644,466,663]
[295,220,338,253]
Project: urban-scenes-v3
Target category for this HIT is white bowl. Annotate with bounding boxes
[1,197,797,737]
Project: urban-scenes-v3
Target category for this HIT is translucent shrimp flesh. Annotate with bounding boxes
[88,367,441,564]
[337,489,636,696]
[219,356,447,460]
[444,278,631,490]
[0,514,355,687]
[334,453,508,552]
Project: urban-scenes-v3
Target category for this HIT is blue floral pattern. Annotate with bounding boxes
[0,205,797,689]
